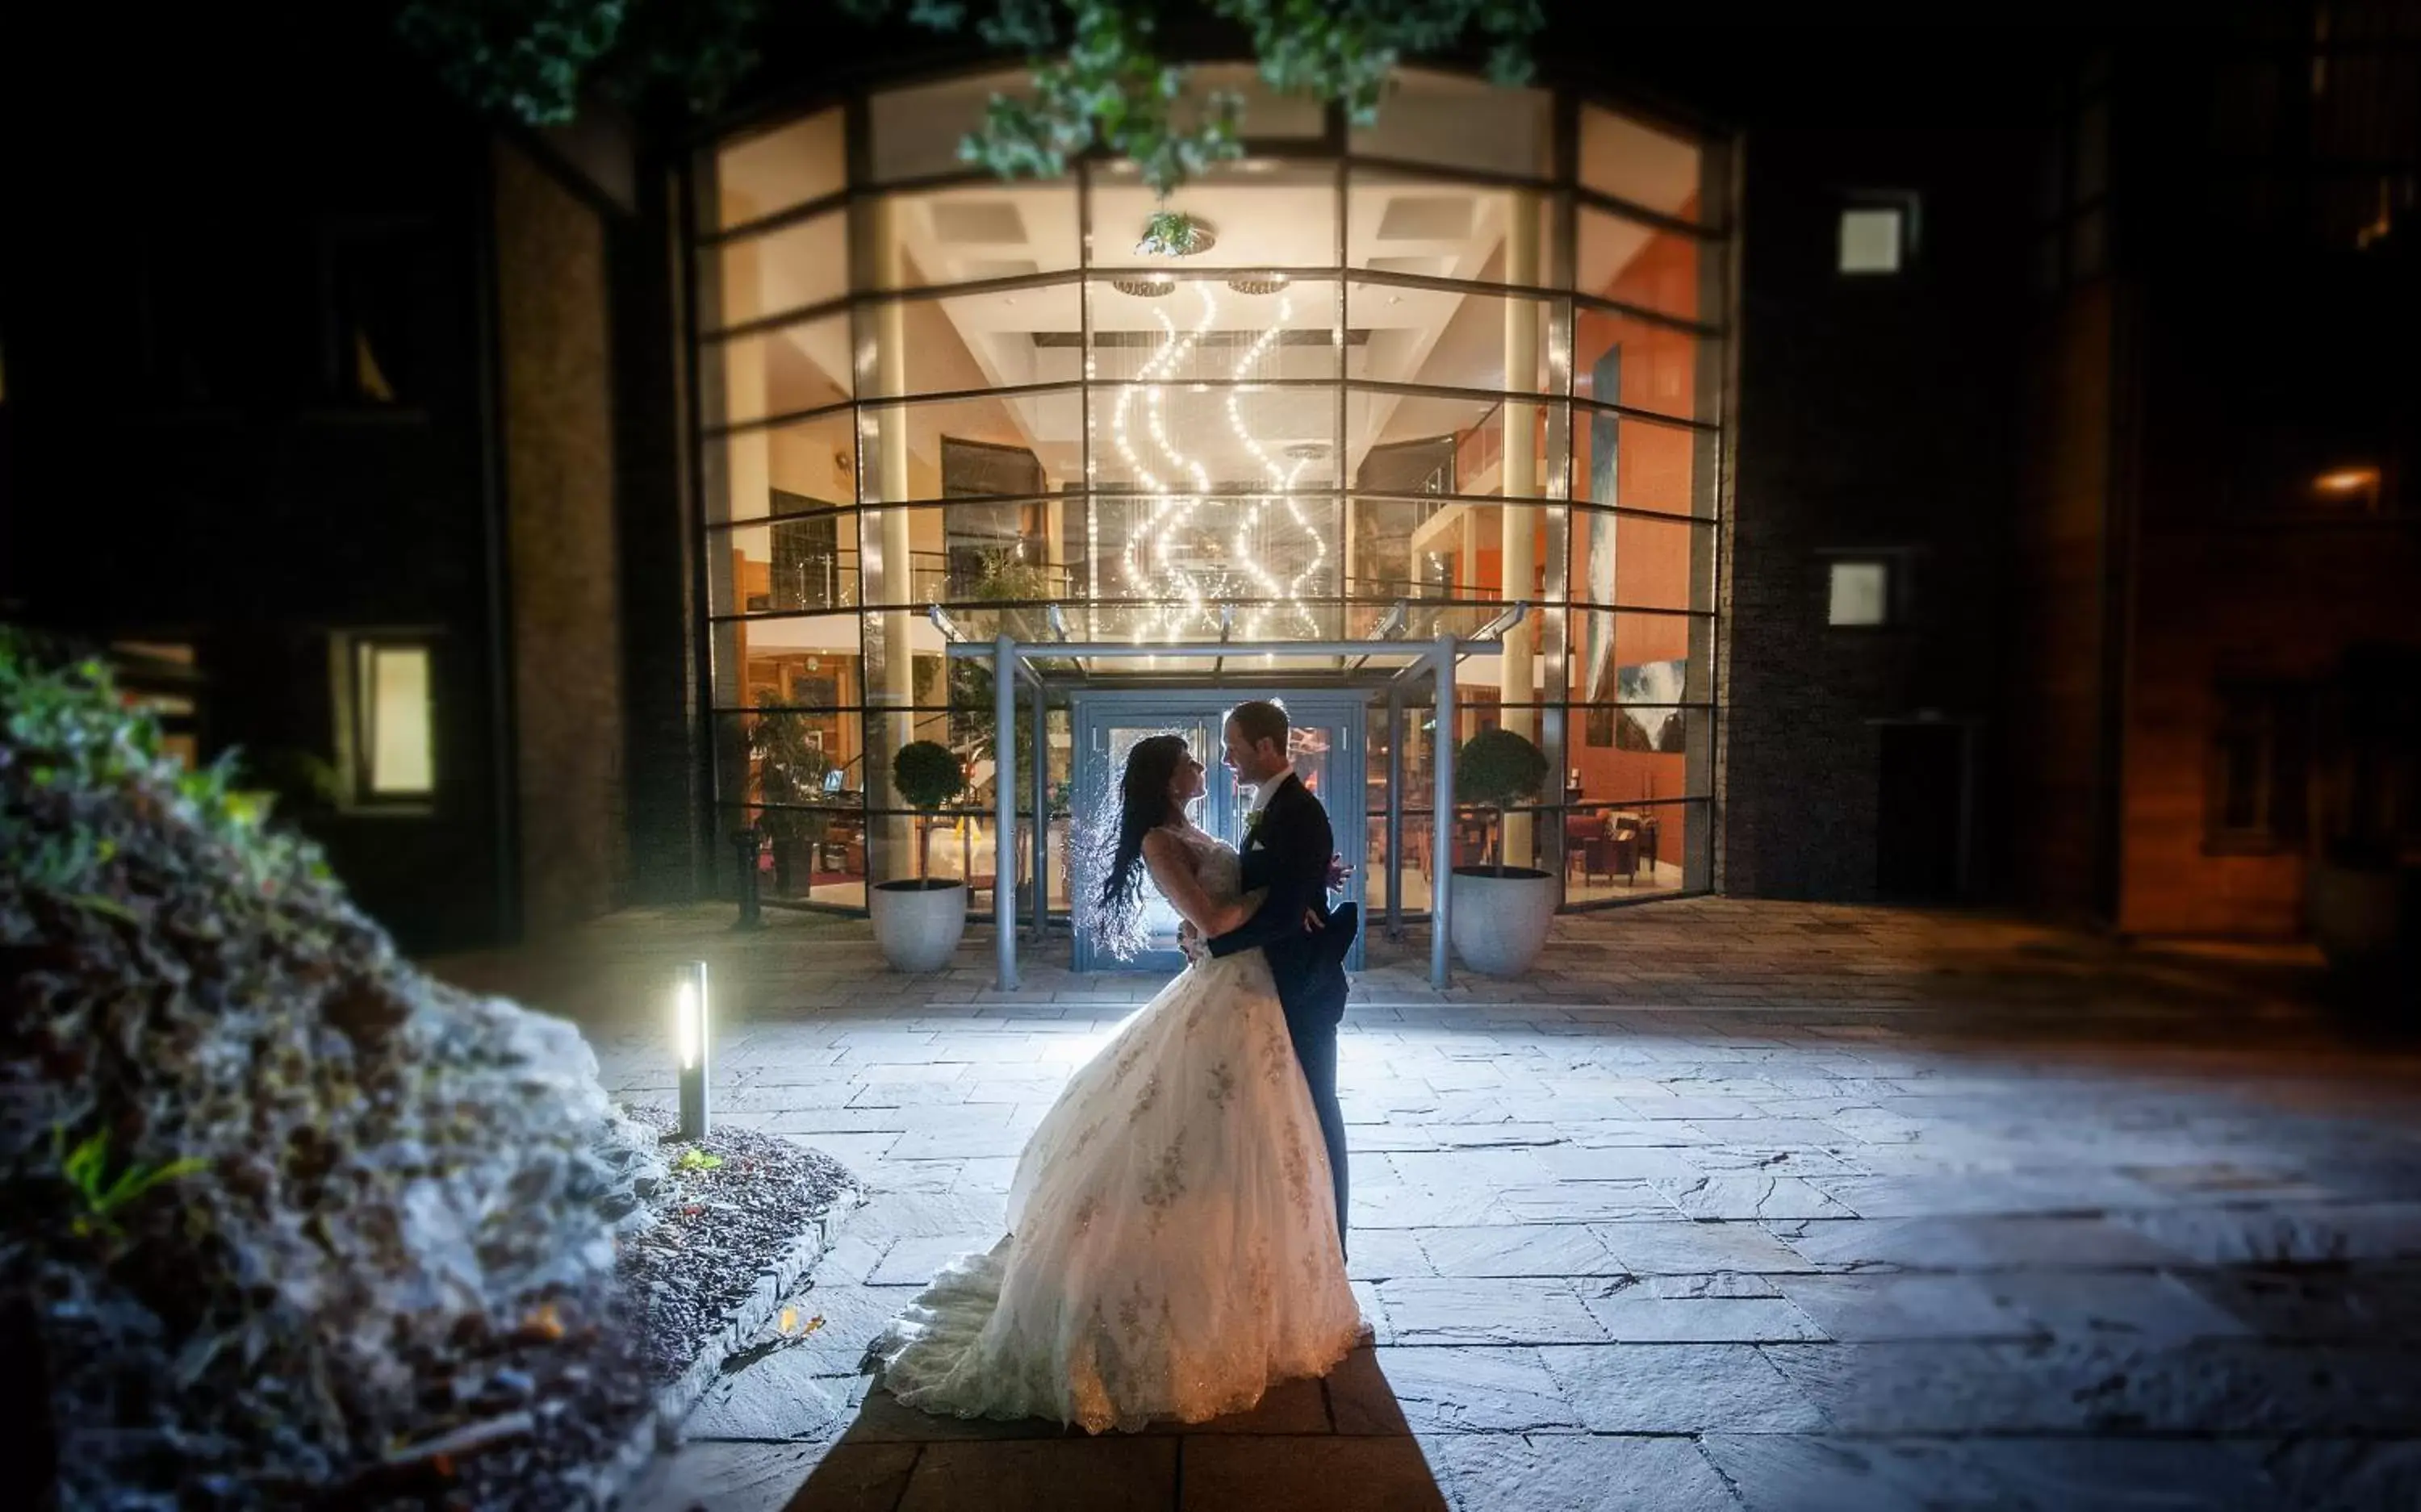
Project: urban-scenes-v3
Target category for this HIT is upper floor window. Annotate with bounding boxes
[2206,678,2312,854]
[1826,558,1896,626]
[1838,197,1917,275]
[318,220,431,406]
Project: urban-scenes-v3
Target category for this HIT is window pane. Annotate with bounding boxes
[859,281,1083,398]
[860,182,1081,291]
[715,210,847,328]
[1828,561,1891,625]
[869,71,1031,183]
[1091,159,1338,270]
[1347,170,1559,287]
[715,107,844,228]
[705,315,851,427]
[362,645,433,796]
[1579,206,1708,320]
[1185,63,1325,139]
[1567,610,1708,703]
[1578,107,1704,222]
[1089,274,1343,395]
[732,804,867,908]
[1349,282,1551,394]
[1570,512,1712,612]
[1351,69,1553,178]
[1348,387,1553,501]
[1081,492,1348,636]
[856,389,1081,504]
[1838,207,1905,274]
[1565,799,1700,901]
[705,408,858,526]
[1573,411,1706,517]
[1574,305,1708,423]
[718,612,863,709]
[712,511,859,618]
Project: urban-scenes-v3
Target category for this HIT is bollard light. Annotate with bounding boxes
[675,960,711,1140]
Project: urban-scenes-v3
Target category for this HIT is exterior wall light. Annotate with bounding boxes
[675,960,711,1140]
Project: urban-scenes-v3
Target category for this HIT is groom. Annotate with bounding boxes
[1206,700,1357,1258]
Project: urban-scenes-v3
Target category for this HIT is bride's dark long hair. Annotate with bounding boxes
[1091,733,1189,959]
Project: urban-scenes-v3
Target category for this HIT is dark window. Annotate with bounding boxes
[2206,679,2313,853]
[320,221,432,405]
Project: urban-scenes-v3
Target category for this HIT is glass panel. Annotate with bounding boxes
[1574,307,1706,423]
[1564,798,1699,902]
[1578,206,1707,320]
[360,644,433,796]
[863,182,1081,290]
[705,407,856,525]
[1086,275,1343,389]
[1566,610,1709,704]
[1347,171,1559,287]
[1348,387,1553,501]
[721,613,863,708]
[705,315,851,427]
[1578,107,1704,222]
[1572,411,1705,517]
[713,511,859,618]
[858,280,1083,397]
[734,804,868,908]
[1078,492,1348,638]
[1350,69,1553,178]
[716,210,847,328]
[1089,160,1338,271]
[869,70,1032,183]
[715,107,844,228]
[1570,706,1704,781]
[1348,282,1551,394]
[1567,513,1712,612]
[855,389,1082,504]
[1345,498,1555,611]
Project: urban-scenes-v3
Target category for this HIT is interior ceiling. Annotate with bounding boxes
[742,131,1698,489]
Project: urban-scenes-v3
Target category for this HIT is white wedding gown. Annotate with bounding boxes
[869,827,1361,1433]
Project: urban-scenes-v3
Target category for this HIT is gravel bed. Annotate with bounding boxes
[439,1109,854,1511]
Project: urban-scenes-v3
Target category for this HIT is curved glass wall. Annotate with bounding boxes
[695,69,1728,917]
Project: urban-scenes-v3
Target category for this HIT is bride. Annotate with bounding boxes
[868,733,1362,1432]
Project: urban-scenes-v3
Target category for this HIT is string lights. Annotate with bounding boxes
[1103,257,1329,643]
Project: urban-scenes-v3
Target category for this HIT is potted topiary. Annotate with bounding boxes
[746,716,834,895]
[872,739,969,971]
[1449,727,1556,975]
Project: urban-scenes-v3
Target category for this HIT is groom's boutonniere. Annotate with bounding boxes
[1245,808,1266,844]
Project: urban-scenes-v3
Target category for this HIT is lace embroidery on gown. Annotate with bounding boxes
[868,827,1361,1433]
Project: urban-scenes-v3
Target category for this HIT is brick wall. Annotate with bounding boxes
[494,141,633,936]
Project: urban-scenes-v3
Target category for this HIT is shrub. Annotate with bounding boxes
[1454,727,1549,872]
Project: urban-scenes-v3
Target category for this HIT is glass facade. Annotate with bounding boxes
[695,70,1728,917]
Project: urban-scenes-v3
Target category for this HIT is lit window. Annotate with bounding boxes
[337,635,435,803]
[1828,560,1892,626]
[1838,206,1907,274]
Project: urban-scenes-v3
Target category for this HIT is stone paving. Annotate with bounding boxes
[432,902,2421,1511]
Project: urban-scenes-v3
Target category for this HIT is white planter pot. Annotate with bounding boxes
[872,879,968,973]
[1449,867,1556,977]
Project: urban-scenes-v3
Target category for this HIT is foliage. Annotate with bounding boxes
[1136,207,1210,257]
[893,739,968,814]
[1,626,663,1507]
[672,1147,726,1172]
[396,0,1545,194]
[1454,725,1547,871]
[747,713,838,846]
[51,1125,208,1243]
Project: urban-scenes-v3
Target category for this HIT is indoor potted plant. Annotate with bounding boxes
[1449,727,1556,975]
[746,716,834,896]
[2305,642,2419,1001]
[872,738,969,971]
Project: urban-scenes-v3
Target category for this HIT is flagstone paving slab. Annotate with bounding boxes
[443,900,2421,1511]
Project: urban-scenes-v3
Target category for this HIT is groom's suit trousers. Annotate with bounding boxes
[1286,1015,1351,1259]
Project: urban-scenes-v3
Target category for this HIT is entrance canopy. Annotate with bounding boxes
[939,607,1527,990]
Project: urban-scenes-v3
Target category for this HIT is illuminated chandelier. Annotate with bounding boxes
[1106,214,1324,642]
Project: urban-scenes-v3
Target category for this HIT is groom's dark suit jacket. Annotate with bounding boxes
[1206,772,1355,1029]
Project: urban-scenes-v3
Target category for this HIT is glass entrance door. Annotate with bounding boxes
[1070,691,1368,973]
